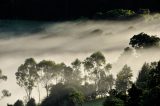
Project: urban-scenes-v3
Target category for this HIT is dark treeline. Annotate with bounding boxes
[1,0,160,20]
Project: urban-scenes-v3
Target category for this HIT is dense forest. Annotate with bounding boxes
[0,0,160,20]
[1,32,160,106]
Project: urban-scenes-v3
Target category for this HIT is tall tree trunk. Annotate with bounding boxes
[37,83,41,103]
[45,84,49,97]
[25,88,30,102]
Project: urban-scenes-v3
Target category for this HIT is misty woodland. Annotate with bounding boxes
[1,3,160,105]
[1,32,160,106]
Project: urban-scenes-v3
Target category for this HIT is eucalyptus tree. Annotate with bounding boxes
[91,52,106,86]
[63,66,73,85]
[71,59,82,85]
[83,57,94,84]
[83,52,106,86]
[54,62,66,84]
[98,71,114,98]
[86,52,106,89]
[37,60,56,97]
[15,58,38,101]
[83,51,113,97]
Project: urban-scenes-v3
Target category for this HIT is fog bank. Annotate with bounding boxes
[0,15,160,105]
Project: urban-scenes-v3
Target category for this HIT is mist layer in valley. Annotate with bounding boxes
[0,14,160,105]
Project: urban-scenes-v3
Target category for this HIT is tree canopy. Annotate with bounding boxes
[129,32,160,49]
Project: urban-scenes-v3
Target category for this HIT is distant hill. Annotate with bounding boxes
[0,0,160,20]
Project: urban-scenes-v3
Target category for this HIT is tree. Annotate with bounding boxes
[14,100,24,106]
[0,69,11,100]
[115,65,133,93]
[71,59,82,85]
[1,89,11,100]
[83,57,94,83]
[98,73,114,98]
[129,32,160,49]
[54,62,66,84]
[127,84,142,106]
[41,83,84,106]
[148,61,160,89]
[135,60,160,106]
[88,51,106,91]
[136,63,151,89]
[15,58,38,101]
[106,74,114,90]
[37,60,56,97]
[83,52,112,98]
[62,66,71,84]
[26,98,36,106]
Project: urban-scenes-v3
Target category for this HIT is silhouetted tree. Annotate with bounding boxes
[15,58,38,101]
[63,66,73,84]
[136,63,151,89]
[37,60,56,97]
[83,52,113,98]
[83,57,94,83]
[127,84,142,106]
[148,61,160,89]
[98,73,114,97]
[129,32,160,49]
[89,51,106,91]
[71,59,82,85]
[54,62,66,84]
[116,65,133,93]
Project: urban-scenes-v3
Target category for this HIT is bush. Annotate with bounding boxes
[103,96,124,106]
[41,83,84,106]
[14,100,24,106]
[27,98,36,106]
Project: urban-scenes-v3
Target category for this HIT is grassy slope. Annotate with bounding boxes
[83,98,105,106]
